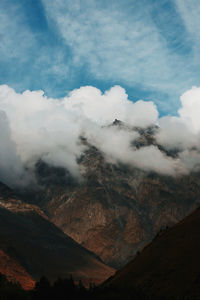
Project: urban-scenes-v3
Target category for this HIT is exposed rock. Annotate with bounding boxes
[31,143,200,269]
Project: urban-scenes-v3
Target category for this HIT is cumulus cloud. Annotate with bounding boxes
[156,116,197,151]
[0,84,159,185]
[179,86,200,133]
[0,85,84,181]
[156,86,200,173]
[0,84,200,187]
[0,110,27,186]
[157,87,200,147]
[64,85,158,127]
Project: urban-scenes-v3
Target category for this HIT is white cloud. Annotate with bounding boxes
[0,84,200,186]
[0,110,27,186]
[179,86,200,133]
[64,85,158,127]
[0,84,160,185]
[156,86,200,172]
[86,125,181,176]
[178,149,200,172]
[129,145,183,176]
[157,86,200,149]
[156,116,197,150]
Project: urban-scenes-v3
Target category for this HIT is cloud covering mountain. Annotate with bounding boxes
[0,84,200,187]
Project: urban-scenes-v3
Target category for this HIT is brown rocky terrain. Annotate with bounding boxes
[0,182,114,288]
[28,125,200,269]
[101,207,200,299]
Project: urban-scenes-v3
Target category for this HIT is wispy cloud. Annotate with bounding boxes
[41,0,200,111]
[175,0,200,44]
[0,0,69,96]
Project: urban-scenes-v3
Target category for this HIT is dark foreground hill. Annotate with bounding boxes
[100,207,200,299]
[0,182,114,289]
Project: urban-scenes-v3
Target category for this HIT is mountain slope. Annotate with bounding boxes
[0,182,114,289]
[102,207,200,299]
[32,145,200,269]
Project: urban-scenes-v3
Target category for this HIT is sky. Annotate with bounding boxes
[1,0,200,115]
[1,0,200,187]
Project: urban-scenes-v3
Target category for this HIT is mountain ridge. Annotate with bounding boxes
[18,123,200,269]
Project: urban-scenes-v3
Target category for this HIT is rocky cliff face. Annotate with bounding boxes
[30,130,200,269]
[0,182,114,288]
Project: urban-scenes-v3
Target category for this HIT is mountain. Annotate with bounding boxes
[101,207,200,299]
[0,182,114,289]
[27,126,200,269]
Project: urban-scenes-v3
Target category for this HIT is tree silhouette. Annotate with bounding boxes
[34,276,51,300]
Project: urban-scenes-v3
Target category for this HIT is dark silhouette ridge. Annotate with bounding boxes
[101,207,200,299]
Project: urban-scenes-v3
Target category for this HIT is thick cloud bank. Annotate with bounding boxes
[0,84,200,187]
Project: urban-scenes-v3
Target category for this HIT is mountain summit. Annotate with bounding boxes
[23,124,200,269]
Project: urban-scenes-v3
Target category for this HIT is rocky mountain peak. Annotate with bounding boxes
[23,136,200,269]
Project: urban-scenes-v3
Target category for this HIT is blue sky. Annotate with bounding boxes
[1,0,200,115]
